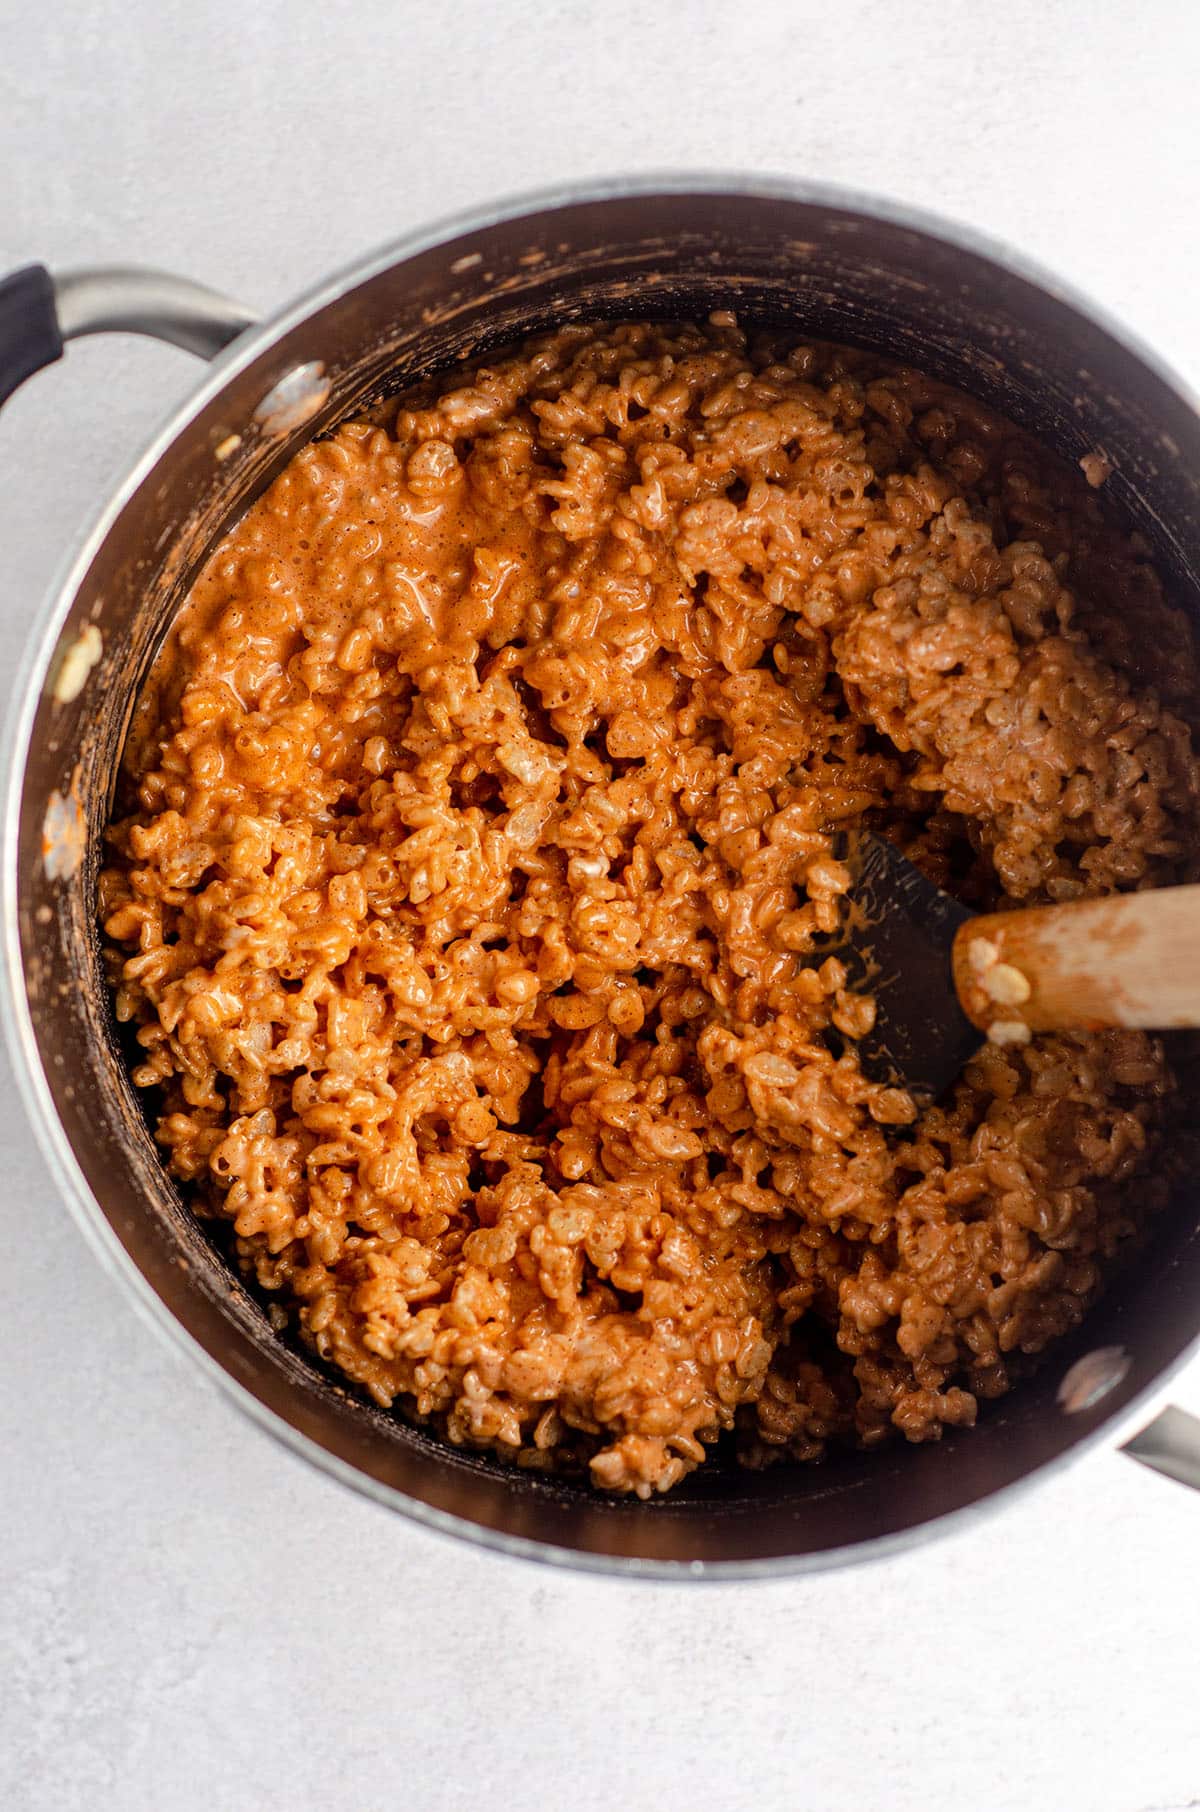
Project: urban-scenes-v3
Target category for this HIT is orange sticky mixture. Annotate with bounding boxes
[101,321,1200,1495]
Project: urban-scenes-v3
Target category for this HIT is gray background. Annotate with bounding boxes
[3,4,1200,1808]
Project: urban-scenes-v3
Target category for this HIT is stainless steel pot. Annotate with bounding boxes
[4,176,1199,1578]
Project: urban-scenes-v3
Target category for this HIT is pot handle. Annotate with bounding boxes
[1122,1403,1200,1492]
[0,265,62,407]
[0,262,259,408]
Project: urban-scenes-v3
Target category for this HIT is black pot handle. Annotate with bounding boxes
[0,264,64,408]
[0,263,258,410]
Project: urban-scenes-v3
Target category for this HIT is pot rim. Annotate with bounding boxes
[5,169,1199,1579]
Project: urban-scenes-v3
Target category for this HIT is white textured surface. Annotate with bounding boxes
[3,4,1200,1808]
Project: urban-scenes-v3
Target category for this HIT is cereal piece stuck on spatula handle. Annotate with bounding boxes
[952,886,1200,1043]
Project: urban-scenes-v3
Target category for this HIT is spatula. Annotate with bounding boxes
[830,833,1200,1100]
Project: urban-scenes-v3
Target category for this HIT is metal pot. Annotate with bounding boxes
[4,176,1199,1579]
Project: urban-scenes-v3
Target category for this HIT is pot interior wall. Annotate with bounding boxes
[16,189,1200,1568]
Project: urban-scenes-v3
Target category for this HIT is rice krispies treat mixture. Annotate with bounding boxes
[101,320,1200,1497]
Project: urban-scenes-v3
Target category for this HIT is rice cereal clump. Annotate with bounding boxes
[101,319,1200,1497]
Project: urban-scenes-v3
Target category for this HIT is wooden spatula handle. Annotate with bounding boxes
[951,884,1200,1035]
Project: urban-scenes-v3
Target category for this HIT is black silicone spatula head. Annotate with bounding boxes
[826,833,982,1101]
